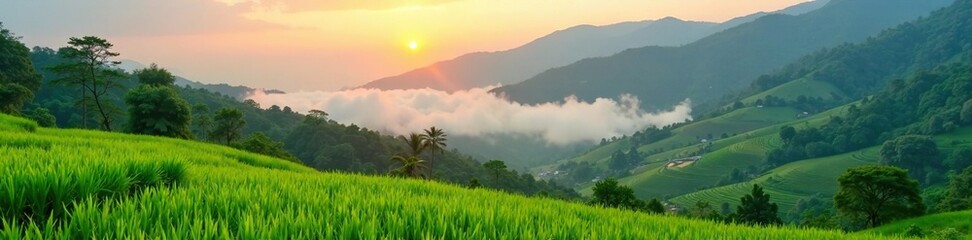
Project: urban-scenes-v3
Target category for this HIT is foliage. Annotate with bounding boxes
[483,160,507,183]
[191,104,212,140]
[590,178,643,211]
[133,63,175,87]
[834,165,924,228]
[768,65,972,167]
[125,85,193,139]
[26,107,56,127]
[209,108,245,144]
[904,224,924,238]
[946,147,972,171]
[731,184,781,226]
[646,198,665,214]
[48,36,125,131]
[236,132,298,162]
[688,200,722,220]
[879,135,943,184]
[938,166,972,212]
[422,126,447,178]
[389,155,426,178]
[0,23,42,114]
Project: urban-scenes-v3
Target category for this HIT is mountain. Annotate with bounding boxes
[546,0,972,223]
[118,59,284,100]
[0,113,899,239]
[491,0,953,111]
[357,1,829,92]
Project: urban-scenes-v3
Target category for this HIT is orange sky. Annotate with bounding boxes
[3,0,809,91]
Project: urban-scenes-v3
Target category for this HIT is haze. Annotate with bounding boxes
[1,0,806,91]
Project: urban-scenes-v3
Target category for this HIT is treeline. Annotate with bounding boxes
[747,0,972,102]
[0,23,579,199]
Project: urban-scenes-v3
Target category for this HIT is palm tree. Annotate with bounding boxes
[389,133,428,179]
[389,155,427,178]
[422,127,447,179]
[401,133,427,157]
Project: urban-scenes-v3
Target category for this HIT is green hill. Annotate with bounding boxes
[573,102,853,198]
[670,147,879,210]
[864,210,972,239]
[670,127,972,211]
[740,78,846,105]
[491,0,951,110]
[0,114,900,239]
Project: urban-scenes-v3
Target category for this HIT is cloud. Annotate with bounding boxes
[247,87,691,145]
[217,0,463,12]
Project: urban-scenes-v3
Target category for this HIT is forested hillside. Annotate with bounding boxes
[17,42,578,199]
[491,0,952,110]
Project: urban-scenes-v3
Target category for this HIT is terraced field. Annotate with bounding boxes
[0,114,902,239]
[741,78,847,105]
[544,107,800,172]
[670,147,879,211]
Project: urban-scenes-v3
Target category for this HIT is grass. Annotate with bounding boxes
[863,210,972,239]
[0,114,902,239]
[670,126,972,212]
[670,147,880,211]
[740,78,846,105]
[544,106,800,172]
[578,103,855,198]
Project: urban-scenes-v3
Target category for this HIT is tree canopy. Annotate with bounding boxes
[0,22,42,114]
[834,165,924,228]
[732,184,781,226]
[590,178,643,210]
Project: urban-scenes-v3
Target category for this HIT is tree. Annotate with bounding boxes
[389,133,428,178]
[590,178,642,210]
[126,65,191,139]
[400,133,427,157]
[468,178,481,189]
[389,155,426,178]
[880,135,942,183]
[937,166,972,212]
[732,184,781,226]
[0,84,32,114]
[646,198,665,214]
[0,23,42,115]
[237,132,297,162]
[779,126,796,145]
[191,104,212,140]
[49,36,124,131]
[422,126,447,179]
[689,200,722,220]
[209,108,245,144]
[946,147,972,171]
[124,85,192,139]
[834,165,924,228]
[133,63,175,86]
[483,160,507,184]
[27,108,56,127]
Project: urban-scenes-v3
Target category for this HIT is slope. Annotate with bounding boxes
[0,114,893,239]
[492,0,952,110]
[864,210,972,239]
[358,0,831,92]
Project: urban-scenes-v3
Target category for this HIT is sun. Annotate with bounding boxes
[408,41,419,51]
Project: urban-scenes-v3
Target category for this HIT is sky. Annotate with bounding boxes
[1,0,808,91]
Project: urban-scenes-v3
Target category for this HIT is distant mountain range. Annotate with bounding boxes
[357,0,830,92]
[118,60,284,99]
[491,0,953,110]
